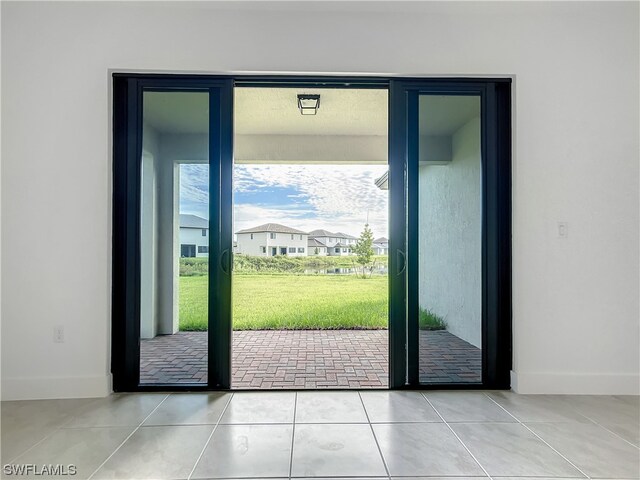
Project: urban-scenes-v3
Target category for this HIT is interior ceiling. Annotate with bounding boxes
[143,88,480,138]
[419,95,480,136]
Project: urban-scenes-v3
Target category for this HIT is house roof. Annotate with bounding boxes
[374,237,388,244]
[308,229,335,237]
[180,214,208,229]
[336,232,357,239]
[309,229,357,239]
[308,238,327,247]
[236,223,308,235]
[333,242,351,248]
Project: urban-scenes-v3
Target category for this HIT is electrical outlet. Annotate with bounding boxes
[558,222,568,239]
[53,325,65,343]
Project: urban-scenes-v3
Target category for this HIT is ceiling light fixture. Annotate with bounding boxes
[297,94,320,115]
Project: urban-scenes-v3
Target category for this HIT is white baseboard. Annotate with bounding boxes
[1,374,112,401]
[511,370,640,395]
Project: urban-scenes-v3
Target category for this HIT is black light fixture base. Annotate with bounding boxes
[297,94,321,115]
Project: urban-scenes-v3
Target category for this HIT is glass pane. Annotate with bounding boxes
[139,91,209,385]
[417,94,482,384]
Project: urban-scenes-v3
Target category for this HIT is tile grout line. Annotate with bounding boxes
[288,392,298,480]
[187,392,235,480]
[482,392,592,479]
[5,397,105,465]
[578,415,640,451]
[6,425,65,465]
[531,397,637,447]
[420,392,494,480]
[86,393,171,480]
[357,391,392,480]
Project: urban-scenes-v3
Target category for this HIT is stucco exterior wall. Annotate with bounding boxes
[308,245,328,256]
[418,117,482,348]
[179,227,209,257]
[236,232,268,256]
[237,232,308,256]
[140,122,160,340]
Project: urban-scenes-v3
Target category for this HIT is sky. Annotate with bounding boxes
[180,164,389,239]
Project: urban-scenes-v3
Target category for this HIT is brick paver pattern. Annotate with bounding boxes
[140,330,480,388]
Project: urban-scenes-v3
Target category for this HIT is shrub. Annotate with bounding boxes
[179,257,208,276]
[179,254,388,276]
[419,308,447,330]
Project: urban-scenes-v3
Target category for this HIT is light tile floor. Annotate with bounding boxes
[1,391,638,480]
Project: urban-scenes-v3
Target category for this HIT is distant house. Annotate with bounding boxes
[234,226,362,257]
[307,238,328,256]
[236,223,308,257]
[308,230,357,256]
[373,237,389,255]
[179,214,209,258]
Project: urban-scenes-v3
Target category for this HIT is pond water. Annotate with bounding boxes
[304,265,388,275]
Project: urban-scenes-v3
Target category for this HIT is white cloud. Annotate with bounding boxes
[180,164,209,204]
[180,163,390,239]
[233,203,388,239]
[233,164,389,237]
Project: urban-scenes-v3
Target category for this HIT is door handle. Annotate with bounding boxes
[220,249,231,275]
[396,249,406,276]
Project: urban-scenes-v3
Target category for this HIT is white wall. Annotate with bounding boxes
[236,232,308,256]
[235,134,387,164]
[236,232,268,256]
[309,245,327,256]
[419,117,482,348]
[179,227,209,257]
[140,152,158,339]
[1,1,638,399]
[140,121,160,340]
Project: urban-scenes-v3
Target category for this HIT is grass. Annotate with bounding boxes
[179,274,388,331]
[419,308,447,330]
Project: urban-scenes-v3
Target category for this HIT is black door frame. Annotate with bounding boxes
[389,79,512,389]
[111,74,511,392]
[112,75,233,391]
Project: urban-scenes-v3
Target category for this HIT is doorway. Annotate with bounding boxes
[111,75,512,391]
[232,87,390,388]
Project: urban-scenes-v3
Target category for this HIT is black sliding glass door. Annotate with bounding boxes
[388,79,511,389]
[112,74,510,392]
[112,76,233,390]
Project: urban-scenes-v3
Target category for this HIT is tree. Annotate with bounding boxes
[352,223,375,278]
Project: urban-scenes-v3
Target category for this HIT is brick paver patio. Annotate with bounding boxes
[419,330,482,383]
[141,329,481,388]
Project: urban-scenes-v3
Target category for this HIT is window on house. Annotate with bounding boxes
[291,234,294,240]
[198,246,209,254]
[202,229,207,236]
[299,235,303,240]
[270,233,276,239]
[335,247,340,253]
[298,247,305,253]
[261,246,266,253]
[288,247,296,253]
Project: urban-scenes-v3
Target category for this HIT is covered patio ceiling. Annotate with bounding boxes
[143,88,480,166]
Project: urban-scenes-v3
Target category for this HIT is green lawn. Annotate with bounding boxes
[179,274,388,331]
